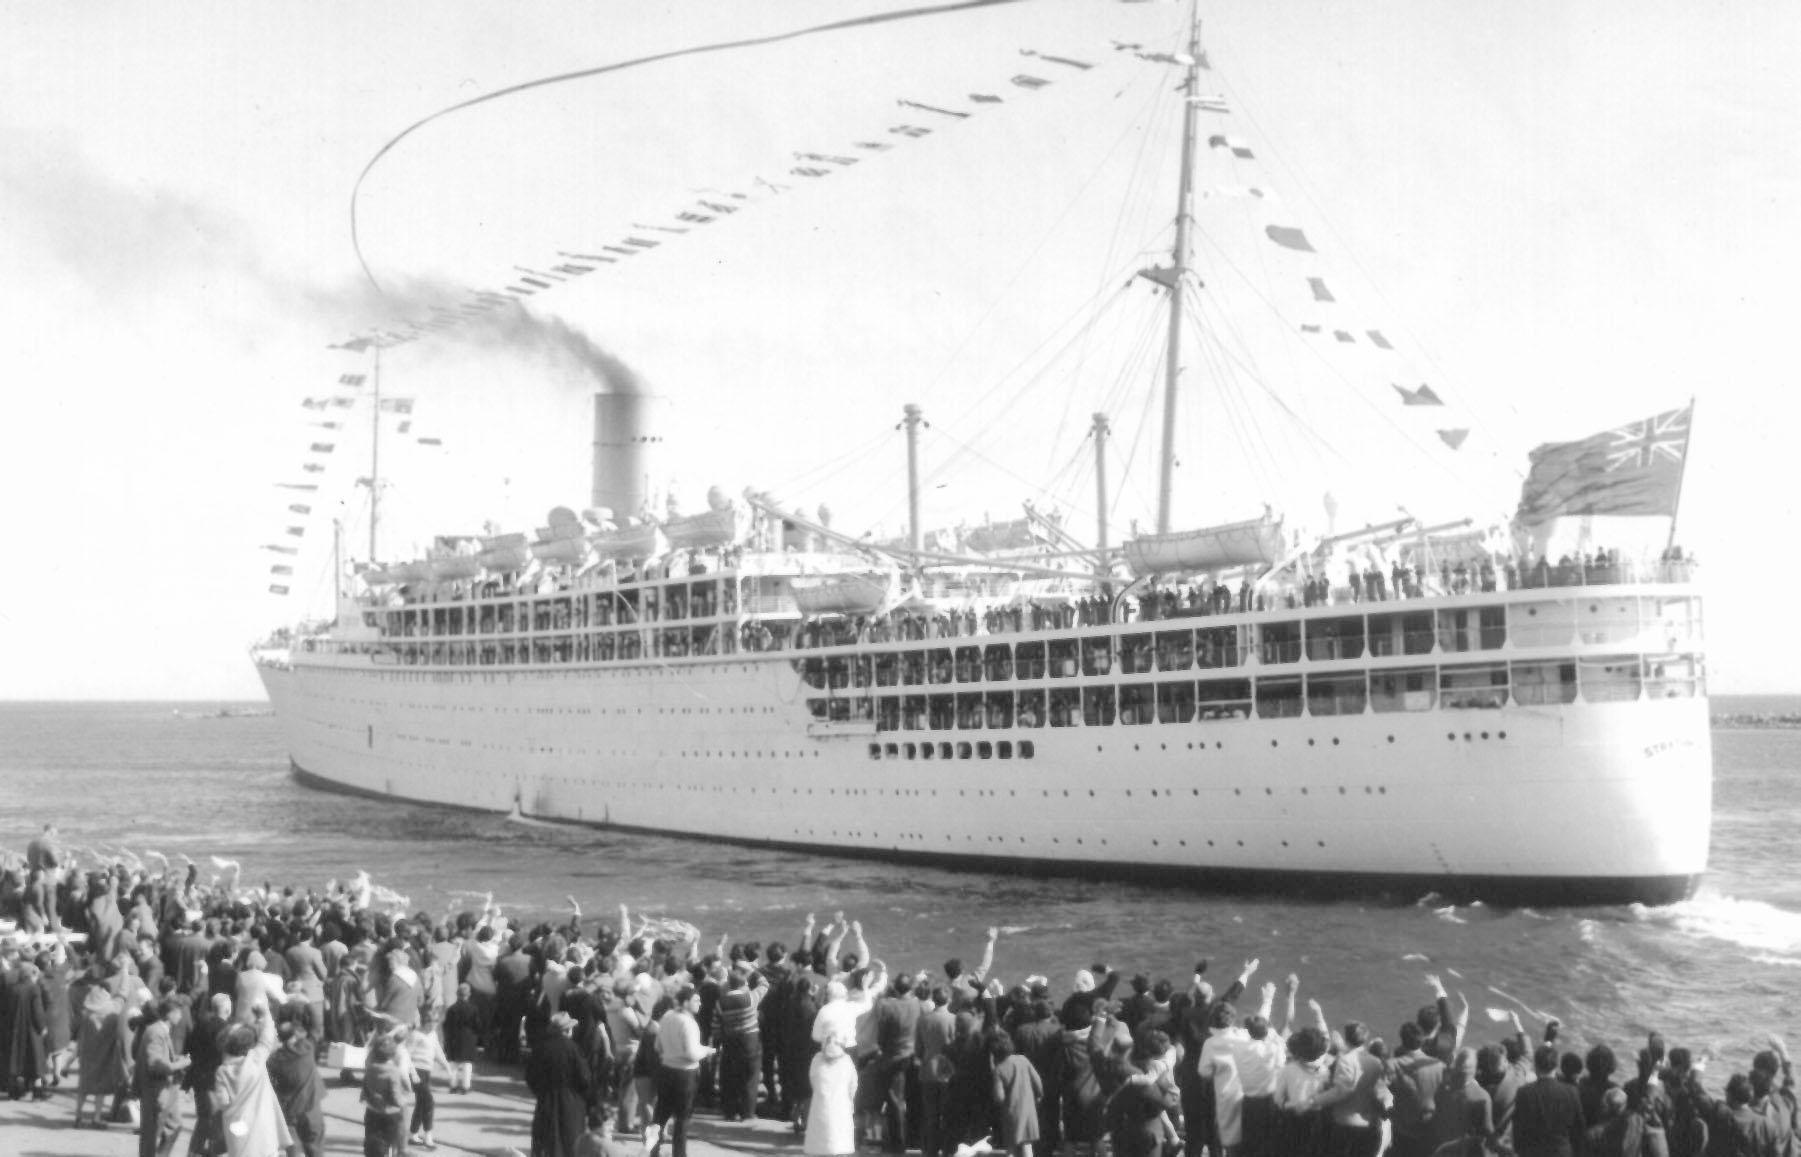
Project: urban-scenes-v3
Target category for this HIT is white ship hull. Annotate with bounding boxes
[255,627,1710,906]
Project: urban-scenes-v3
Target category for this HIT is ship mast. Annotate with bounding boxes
[368,346,382,561]
[1154,4,1204,535]
[1091,412,1111,579]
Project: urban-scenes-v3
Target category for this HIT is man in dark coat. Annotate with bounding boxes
[529,1011,592,1157]
[1,960,50,1100]
[1513,1044,1588,1157]
[267,1020,327,1157]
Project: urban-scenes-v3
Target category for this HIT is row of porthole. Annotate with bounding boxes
[794,829,1331,850]
[676,750,821,759]
[866,741,1036,761]
[1102,732,1502,753]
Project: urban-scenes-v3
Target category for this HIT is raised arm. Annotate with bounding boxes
[1307,997,1329,1036]
[824,916,849,978]
[1452,991,1471,1052]
[1256,981,1277,1024]
[1281,973,1299,1035]
[973,926,998,983]
[799,912,816,953]
[848,920,869,969]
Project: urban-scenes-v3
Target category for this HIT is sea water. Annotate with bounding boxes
[1,697,1796,1075]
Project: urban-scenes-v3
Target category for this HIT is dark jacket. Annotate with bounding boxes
[1514,1075,1587,1157]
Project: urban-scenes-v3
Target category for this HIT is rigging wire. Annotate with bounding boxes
[348,0,1034,295]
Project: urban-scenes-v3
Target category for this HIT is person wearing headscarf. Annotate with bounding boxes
[805,964,886,1157]
[213,1008,292,1157]
[72,982,130,1127]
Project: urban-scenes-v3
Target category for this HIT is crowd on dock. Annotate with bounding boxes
[1,822,1793,1157]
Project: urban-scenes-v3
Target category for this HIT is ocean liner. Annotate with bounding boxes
[254,7,1711,905]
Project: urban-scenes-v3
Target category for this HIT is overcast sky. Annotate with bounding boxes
[3,0,1796,698]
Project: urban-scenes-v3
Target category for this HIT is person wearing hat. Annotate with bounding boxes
[527,1009,592,1157]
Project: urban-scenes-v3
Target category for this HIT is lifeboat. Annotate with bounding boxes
[792,573,893,616]
[1123,514,1285,576]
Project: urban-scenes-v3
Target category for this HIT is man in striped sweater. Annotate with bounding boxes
[716,968,770,1121]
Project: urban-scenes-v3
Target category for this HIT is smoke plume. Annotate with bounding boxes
[1,126,645,398]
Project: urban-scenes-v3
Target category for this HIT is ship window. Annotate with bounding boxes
[1370,668,1435,712]
[1120,634,1155,674]
[998,741,1012,759]
[904,743,917,759]
[901,652,926,686]
[1156,630,1194,672]
[902,695,926,731]
[940,742,953,759]
[1477,606,1507,649]
[928,649,954,685]
[983,645,1013,681]
[1579,597,1648,647]
[1197,626,1240,669]
[1157,681,1196,723]
[1196,678,1252,720]
[1049,689,1080,727]
[876,698,901,732]
[1511,660,1577,705]
[1016,641,1047,679]
[1048,639,1078,677]
[1082,686,1116,726]
[957,693,985,729]
[1644,654,1701,699]
[1020,740,1035,759]
[1255,676,1304,719]
[1579,655,1643,702]
[1119,684,1155,725]
[1305,616,1365,661]
[875,654,900,687]
[1017,690,1045,729]
[806,698,830,721]
[827,657,851,689]
[977,742,992,759]
[1369,611,1435,657]
[928,694,955,730]
[1259,622,1302,665]
[985,691,1013,729]
[801,658,827,690]
[1441,663,1509,709]
[1653,597,1702,651]
[957,742,973,759]
[955,647,981,683]
[1307,672,1368,716]
[867,744,881,761]
[1081,639,1114,677]
[920,742,934,760]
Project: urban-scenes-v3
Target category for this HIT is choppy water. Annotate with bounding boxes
[2,697,1797,1076]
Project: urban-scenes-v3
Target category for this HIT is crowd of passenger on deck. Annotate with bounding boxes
[743,547,1692,656]
[3,817,1777,1157]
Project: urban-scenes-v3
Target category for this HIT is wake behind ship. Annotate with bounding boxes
[254,5,1712,905]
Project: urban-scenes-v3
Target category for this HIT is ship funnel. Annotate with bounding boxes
[590,392,662,521]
